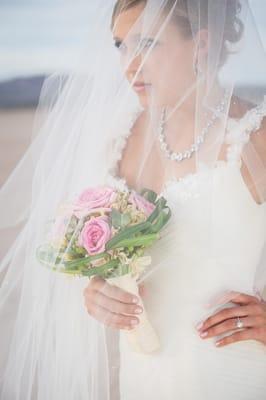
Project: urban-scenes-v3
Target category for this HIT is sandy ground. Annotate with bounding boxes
[0,108,35,186]
[0,108,36,259]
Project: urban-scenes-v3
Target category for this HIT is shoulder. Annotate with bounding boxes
[230,95,266,161]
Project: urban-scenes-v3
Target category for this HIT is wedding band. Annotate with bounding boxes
[235,316,244,329]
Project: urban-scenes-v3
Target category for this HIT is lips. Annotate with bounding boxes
[133,81,151,92]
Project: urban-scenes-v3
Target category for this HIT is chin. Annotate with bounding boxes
[138,95,149,109]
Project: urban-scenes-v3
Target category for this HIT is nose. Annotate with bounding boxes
[125,54,142,83]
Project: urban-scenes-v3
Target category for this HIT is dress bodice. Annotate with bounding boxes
[105,96,266,204]
[104,96,266,304]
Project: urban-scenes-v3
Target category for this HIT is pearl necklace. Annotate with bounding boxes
[158,92,228,162]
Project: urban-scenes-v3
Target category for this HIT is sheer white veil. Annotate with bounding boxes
[0,1,265,398]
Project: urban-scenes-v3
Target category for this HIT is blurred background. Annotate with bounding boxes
[0,0,93,188]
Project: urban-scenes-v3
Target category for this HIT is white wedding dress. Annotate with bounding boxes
[105,97,266,399]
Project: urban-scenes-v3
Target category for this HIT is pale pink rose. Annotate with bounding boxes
[129,192,156,217]
[78,216,112,255]
[74,187,116,212]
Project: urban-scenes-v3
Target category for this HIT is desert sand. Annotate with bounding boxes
[0,108,35,186]
[0,107,36,259]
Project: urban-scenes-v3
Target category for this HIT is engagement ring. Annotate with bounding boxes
[236,316,244,329]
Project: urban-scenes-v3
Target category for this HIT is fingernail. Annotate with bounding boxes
[132,297,139,304]
[134,307,143,314]
[215,340,222,347]
[195,321,204,331]
[131,319,139,326]
[200,331,208,338]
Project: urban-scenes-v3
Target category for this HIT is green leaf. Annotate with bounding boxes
[111,209,131,229]
[109,233,159,249]
[149,207,172,233]
[105,220,152,250]
[37,244,110,270]
[63,252,108,270]
[80,259,120,278]
[140,188,158,204]
[163,207,172,226]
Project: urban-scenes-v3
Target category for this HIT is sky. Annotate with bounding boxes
[0,0,265,84]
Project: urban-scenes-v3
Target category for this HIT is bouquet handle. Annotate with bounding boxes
[108,274,160,354]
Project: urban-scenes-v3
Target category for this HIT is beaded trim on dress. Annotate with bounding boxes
[105,96,266,193]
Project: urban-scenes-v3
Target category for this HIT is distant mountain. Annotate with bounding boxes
[0,75,264,110]
[0,76,46,108]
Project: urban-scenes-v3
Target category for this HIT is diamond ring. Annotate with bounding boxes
[235,316,244,329]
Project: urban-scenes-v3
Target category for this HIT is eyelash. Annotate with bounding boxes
[114,39,158,52]
[114,40,122,48]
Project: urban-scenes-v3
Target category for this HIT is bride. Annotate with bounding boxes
[0,0,266,399]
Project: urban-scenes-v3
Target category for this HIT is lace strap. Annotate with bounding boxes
[225,95,266,163]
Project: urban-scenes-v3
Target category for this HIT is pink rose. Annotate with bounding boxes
[129,192,156,217]
[78,216,112,255]
[74,187,116,211]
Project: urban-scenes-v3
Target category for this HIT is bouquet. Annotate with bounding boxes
[37,186,171,354]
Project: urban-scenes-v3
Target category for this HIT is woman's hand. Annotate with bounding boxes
[196,291,266,347]
[83,276,144,330]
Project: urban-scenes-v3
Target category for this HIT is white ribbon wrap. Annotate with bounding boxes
[108,273,160,354]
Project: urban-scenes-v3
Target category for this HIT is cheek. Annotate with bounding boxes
[144,45,194,99]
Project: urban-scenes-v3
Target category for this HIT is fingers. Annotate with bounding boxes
[89,290,143,316]
[86,301,140,330]
[89,276,139,304]
[198,315,265,340]
[198,304,262,333]
[227,292,261,305]
[138,283,147,298]
[206,290,261,309]
[197,291,266,347]
[83,277,143,330]
[215,328,266,347]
